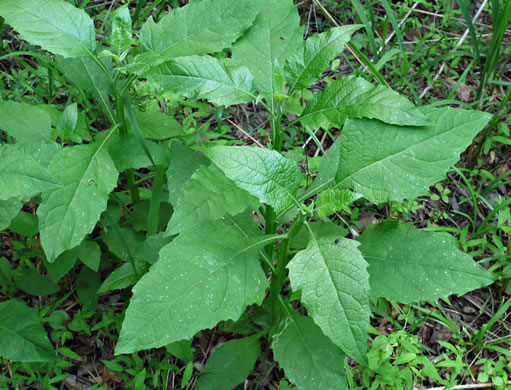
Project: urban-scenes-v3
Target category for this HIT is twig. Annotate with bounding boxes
[225,118,264,148]
[419,0,489,99]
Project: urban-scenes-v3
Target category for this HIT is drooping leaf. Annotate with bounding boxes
[287,232,370,363]
[115,220,270,354]
[0,198,22,231]
[231,0,303,92]
[206,146,302,213]
[358,221,494,303]
[140,0,264,58]
[166,142,210,206]
[38,133,119,261]
[0,145,61,201]
[97,261,147,294]
[315,189,361,218]
[0,0,96,58]
[0,299,56,362]
[145,55,257,106]
[57,56,112,117]
[108,133,168,171]
[285,25,362,94]
[0,101,53,142]
[272,310,348,390]
[166,164,259,235]
[196,336,261,390]
[13,268,60,296]
[133,111,183,140]
[333,107,492,204]
[299,76,429,129]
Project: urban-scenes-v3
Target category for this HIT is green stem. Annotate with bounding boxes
[264,206,276,262]
[271,112,284,152]
[147,166,165,236]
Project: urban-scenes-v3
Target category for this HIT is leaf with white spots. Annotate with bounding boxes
[38,132,119,261]
[115,220,271,354]
[358,221,494,303]
[329,106,492,204]
[287,231,370,364]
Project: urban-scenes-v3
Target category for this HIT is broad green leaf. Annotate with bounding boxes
[17,141,62,169]
[44,247,79,282]
[13,268,60,296]
[166,142,210,206]
[272,310,348,390]
[0,198,22,231]
[315,189,361,218]
[291,221,347,250]
[116,220,270,354]
[140,0,264,58]
[97,261,147,294]
[286,26,362,94]
[333,107,492,204]
[287,233,370,363]
[196,336,261,390]
[77,240,101,271]
[0,101,53,142]
[0,300,56,362]
[166,164,259,235]
[358,222,494,303]
[9,211,38,237]
[0,257,11,289]
[76,267,100,310]
[108,134,168,171]
[0,145,61,201]
[100,227,145,263]
[0,0,96,58]
[38,133,119,261]
[299,76,429,129]
[57,56,112,118]
[134,111,183,140]
[145,55,257,106]
[109,5,133,55]
[231,0,303,92]
[206,146,302,213]
[134,233,175,264]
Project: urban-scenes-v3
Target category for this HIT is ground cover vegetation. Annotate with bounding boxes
[0,0,509,388]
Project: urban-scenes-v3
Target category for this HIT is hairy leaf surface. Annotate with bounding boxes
[231,0,303,92]
[0,145,61,201]
[207,146,302,213]
[333,107,492,204]
[145,55,257,106]
[140,0,263,58]
[116,221,270,354]
[0,0,96,58]
[285,26,361,94]
[0,101,53,142]
[272,311,348,390]
[288,233,370,363]
[38,134,119,261]
[299,76,429,129]
[196,336,261,390]
[167,165,259,235]
[358,222,494,303]
[0,300,56,362]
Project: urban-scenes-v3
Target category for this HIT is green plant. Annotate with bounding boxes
[0,0,496,388]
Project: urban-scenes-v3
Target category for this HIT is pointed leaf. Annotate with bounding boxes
[334,107,492,204]
[0,0,96,58]
[232,0,303,92]
[140,0,264,58]
[38,134,119,261]
[0,101,53,142]
[206,146,302,213]
[0,198,22,231]
[108,134,168,171]
[166,142,210,206]
[358,221,494,303]
[0,145,61,201]
[196,336,261,390]
[272,311,348,390]
[97,261,147,294]
[0,300,56,362]
[145,55,257,106]
[287,233,370,363]
[134,111,183,140]
[286,26,362,94]
[167,164,259,235]
[315,189,361,218]
[299,76,429,129]
[115,221,270,354]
